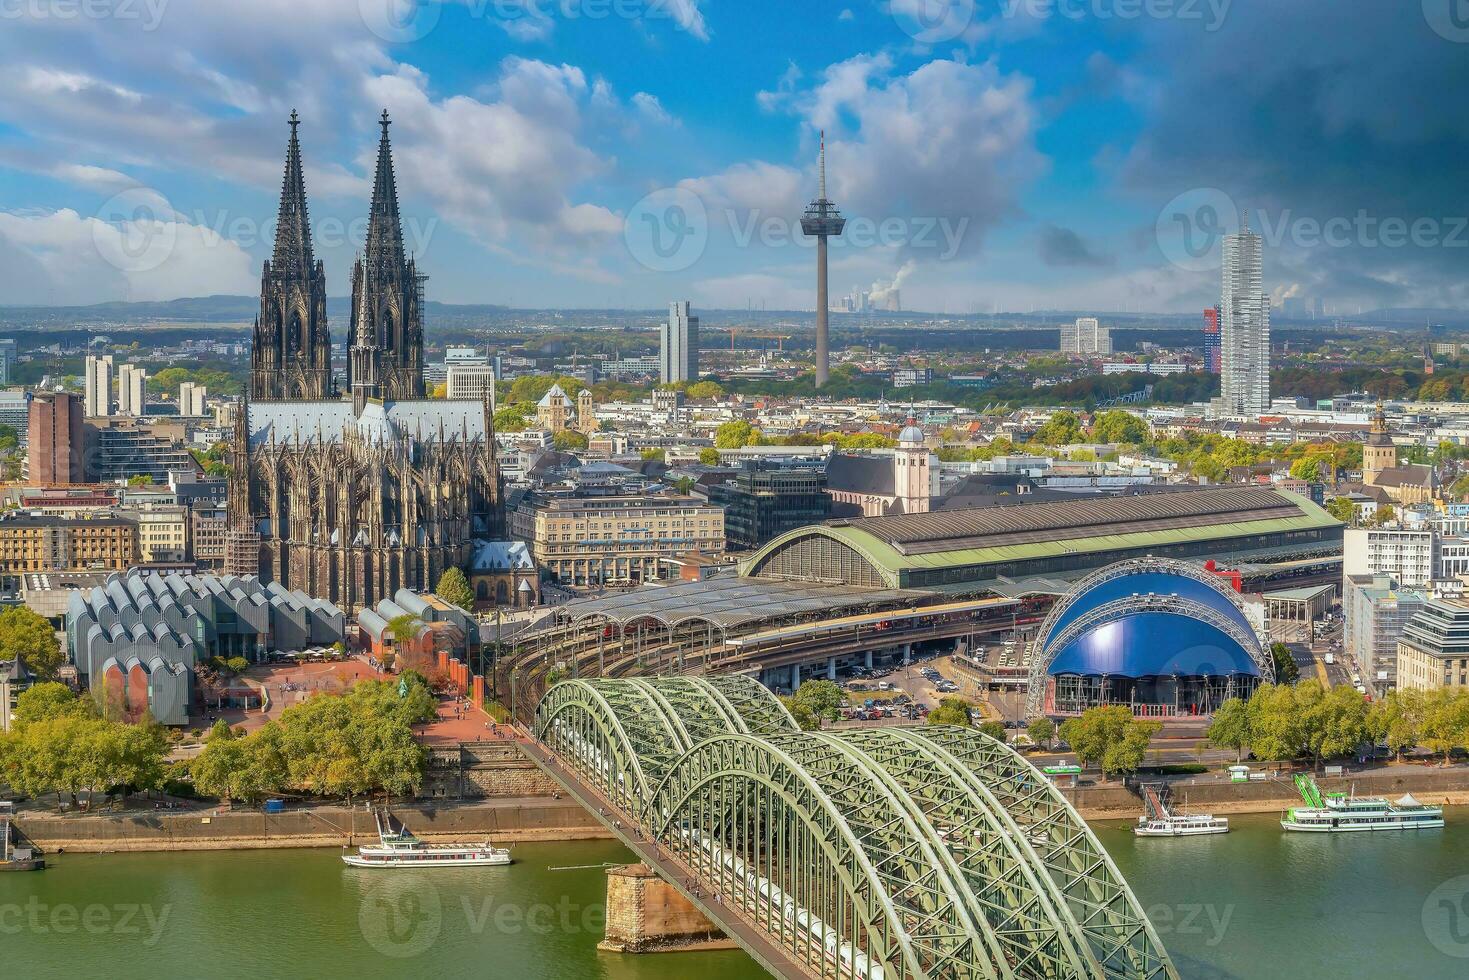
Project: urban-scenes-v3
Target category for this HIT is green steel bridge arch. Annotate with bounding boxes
[533,677,1177,980]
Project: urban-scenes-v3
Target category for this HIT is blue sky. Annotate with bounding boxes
[1,1,1466,315]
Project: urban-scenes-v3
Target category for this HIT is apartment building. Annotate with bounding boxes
[0,514,137,572]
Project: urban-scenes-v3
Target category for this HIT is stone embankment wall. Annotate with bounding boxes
[421,741,562,800]
[17,742,604,853]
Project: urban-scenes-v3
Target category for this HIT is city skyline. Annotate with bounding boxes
[0,3,1465,317]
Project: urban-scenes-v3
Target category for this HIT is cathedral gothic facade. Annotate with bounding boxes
[227,112,505,613]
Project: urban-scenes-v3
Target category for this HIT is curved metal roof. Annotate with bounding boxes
[1047,611,1262,678]
[1042,569,1253,649]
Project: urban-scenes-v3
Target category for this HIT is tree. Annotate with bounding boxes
[1420,689,1469,766]
[1090,410,1148,445]
[927,697,974,727]
[1057,706,1161,776]
[714,420,760,449]
[1270,642,1300,685]
[1026,717,1056,750]
[791,680,843,726]
[0,605,64,680]
[1032,411,1084,446]
[783,697,820,732]
[1246,683,1306,761]
[685,381,724,400]
[435,567,476,611]
[1207,697,1252,762]
[698,447,721,466]
[12,682,93,725]
[1102,719,1162,777]
[977,720,1007,743]
[1301,683,1370,768]
[1367,505,1397,527]
[387,614,425,648]
[552,430,588,451]
[1325,496,1356,524]
[640,448,665,463]
[1289,454,1334,483]
[1368,689,1423,762]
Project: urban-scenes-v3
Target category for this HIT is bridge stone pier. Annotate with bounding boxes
[529,675,1180,980]
[600,862,736,953]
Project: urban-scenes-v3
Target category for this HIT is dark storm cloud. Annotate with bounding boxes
[1121,1,1469,311]
[1038,224,1113,268]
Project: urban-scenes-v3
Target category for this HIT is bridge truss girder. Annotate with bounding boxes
[533,677,1178,980]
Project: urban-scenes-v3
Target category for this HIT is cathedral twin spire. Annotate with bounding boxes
[252,109,424,406]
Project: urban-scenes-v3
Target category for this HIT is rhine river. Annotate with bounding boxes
[5,812,1468,979]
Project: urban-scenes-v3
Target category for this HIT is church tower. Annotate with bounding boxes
[894,417,931,515]
[251,111,333,401]
[1363,402,1396,486]
[348,110,425,407]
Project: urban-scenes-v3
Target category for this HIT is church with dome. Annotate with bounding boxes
[824,420,937,517]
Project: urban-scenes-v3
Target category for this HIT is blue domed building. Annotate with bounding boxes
[1025,558,1272,718]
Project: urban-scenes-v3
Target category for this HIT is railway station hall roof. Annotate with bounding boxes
[556,576,926,630]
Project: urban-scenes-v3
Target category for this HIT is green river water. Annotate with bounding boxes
[5,811,1469,979]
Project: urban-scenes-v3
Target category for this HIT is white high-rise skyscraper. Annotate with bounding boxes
[1060,317,1112,354]
[661,301,699,384]
[1220,219,1270,417]
[84,354,114,417]
[117,363,147,416]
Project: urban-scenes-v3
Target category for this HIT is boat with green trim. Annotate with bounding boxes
[1281,774,1443,832]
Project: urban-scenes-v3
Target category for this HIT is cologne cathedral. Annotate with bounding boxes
[226,112,505,612]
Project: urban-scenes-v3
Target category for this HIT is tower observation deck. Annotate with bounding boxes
[801,132,845,389]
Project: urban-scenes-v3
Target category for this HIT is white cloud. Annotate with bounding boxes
[632,92,676,125]
[363,59,620,259]
[0,208,255,305]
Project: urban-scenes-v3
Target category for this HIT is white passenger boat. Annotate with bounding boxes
[1282,774,1444,833]
[342,809,512,868]
[1133,783,1229,837]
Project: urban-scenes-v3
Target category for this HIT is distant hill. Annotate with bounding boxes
[0,295,510,325]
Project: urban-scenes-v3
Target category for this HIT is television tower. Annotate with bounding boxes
[801,131,845,388]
